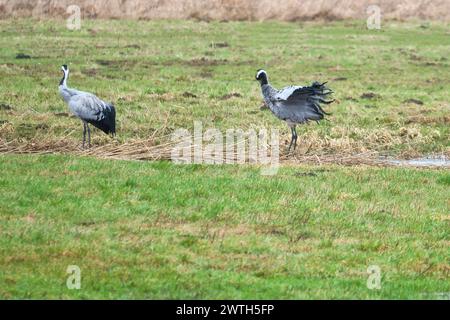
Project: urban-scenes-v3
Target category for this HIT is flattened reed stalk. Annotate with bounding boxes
[0,136,389,166]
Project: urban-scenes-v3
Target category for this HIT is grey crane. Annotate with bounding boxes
[58,64,116,148]
[255,69,334,152]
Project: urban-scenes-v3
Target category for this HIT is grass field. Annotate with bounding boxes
[0,19,449,299]
[0,19,449,156]
[1,155,449,299]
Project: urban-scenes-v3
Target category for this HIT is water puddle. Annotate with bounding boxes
[381,156,450,168]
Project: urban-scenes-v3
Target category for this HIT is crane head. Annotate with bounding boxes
[61,64,69,73]
[255,69,268,85]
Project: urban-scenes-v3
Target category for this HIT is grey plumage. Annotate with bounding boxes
[256,69,333,152]
[59,64,116,148]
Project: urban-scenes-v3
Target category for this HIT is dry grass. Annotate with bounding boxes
[1,0,450,21]
[1,135,446,168]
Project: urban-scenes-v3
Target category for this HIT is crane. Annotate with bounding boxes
[59,64,116,148]
[255,69,333,152]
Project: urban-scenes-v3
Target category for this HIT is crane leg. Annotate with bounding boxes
[288,126,298,153]
[87,124,91,148]
[293,127,298,151]
[82,122,87,149]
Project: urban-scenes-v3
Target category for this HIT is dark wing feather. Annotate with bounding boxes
[69,94,116,135]
[88,103,116,135]
[273,82,334,123]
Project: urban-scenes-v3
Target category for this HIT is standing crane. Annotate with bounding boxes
[58,64,116,148]
[255,69,334,152]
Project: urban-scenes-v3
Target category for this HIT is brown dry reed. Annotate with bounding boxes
[1,0,450,21]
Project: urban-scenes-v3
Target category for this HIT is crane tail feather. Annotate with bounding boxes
[88,104,116,135]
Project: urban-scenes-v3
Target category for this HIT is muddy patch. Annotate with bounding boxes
[35,123,49,130]
[408,53,423,61]
[220,92,242,100]
[96,59,116,66]
[199,70,213,78]
[210,42,230,48]
[15,53,31,59]
[182,91,198,98]
[96,59,140,68]
[54,112,72,117]
[124,44,141,49]
[0,103,13,110]
[189,57,229,66]
[345,96,358,102]
[294,169,331,177]
[403,98,424,105]
[82,68,99,77]
[360,92,379,100]
[294,171,318,177]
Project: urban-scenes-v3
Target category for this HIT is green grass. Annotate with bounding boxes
[0,19,449,299]
[0,154,449,299]
[0,19,449,155]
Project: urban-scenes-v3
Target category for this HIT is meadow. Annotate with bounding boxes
[0,19,449,157]
[0,18,449,299]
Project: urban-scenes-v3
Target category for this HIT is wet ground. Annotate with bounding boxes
[382,155,450,168]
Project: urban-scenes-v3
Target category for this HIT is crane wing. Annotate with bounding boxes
[272,82,334,123]
[275,86,303,100]
[69,93,113,122]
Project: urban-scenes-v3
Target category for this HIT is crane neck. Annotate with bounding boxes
[60,71,69,87]
[261,84,281,112]
[261,83,276,96]
[259,77,268,86]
